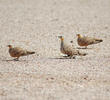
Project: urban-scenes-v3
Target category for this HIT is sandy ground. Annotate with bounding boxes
[0,0,110,100]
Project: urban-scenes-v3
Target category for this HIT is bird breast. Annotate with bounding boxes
[9,48,21,57]
[78,38,89,46]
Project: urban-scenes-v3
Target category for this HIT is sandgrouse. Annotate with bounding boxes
[8,45,35,60]
[58,36,87,59]
[77,34,103,49]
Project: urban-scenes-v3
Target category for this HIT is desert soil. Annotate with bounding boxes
[0,0,110,100]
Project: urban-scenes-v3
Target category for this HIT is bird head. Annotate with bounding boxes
[77,34,81,38]
[7,45,12,48]
[58,36,64,41]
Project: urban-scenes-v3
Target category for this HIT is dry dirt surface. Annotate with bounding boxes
[0,0,110,100]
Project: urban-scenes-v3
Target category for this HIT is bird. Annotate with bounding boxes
[77,34,103,49]
[58,36,87,59]
[7,45,35,60]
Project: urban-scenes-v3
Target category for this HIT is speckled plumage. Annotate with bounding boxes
[58,36,87,58]
[77,34,103,48]
[8,45,35,60]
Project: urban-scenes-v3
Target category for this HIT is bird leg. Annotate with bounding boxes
[70,56,76,59]
[14,57,19,61]
[84,46,87,49]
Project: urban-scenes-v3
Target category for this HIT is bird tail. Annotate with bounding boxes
[27,51,35,54]
[21,51,35,56]
[94,39,103,44]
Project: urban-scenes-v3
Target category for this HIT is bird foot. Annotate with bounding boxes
[13,58,19,61]
[70,56,76,59]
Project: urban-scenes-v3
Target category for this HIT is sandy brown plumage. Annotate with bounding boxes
[77,34,103,48]
[58,36,87,58]
[8,45,35,60]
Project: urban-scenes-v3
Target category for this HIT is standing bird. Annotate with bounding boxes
[58,36,87,59]
[77,34,103,49]
[7,45,35,60]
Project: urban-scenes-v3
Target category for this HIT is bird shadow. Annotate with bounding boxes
[49,56,75,59]
[77,47,93,49]
[2,59,15,62]
[2,59,27,62]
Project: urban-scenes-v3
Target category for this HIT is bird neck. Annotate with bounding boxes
[61,39,64,47]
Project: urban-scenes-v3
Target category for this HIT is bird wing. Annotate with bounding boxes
[13,47,26,56]
[63,43,78,56]
[81,36,96,45]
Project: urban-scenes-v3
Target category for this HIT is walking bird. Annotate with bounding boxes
[77,34,103,49]
[7,45,35,60]
[58,36,87,59]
